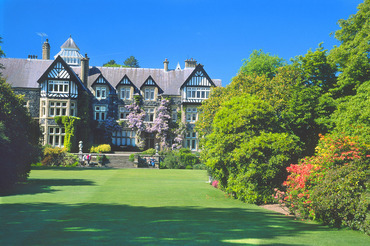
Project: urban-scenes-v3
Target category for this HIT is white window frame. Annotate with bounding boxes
[145,108,155,122]
[186,107,198,123]
[95,105,107,121]
[96,86,107,100]
[112,130,136,146]
[186,87,210,99]
[144,88,155,101]
[48,126,65,147]
[49,101,68,117]
[70,102,77,116]
[48,80,69,94]
[120,87,131,100]
[186,131,197,151]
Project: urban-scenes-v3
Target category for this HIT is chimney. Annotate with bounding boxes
[80,53,90,87]
[42,39,50,60]
[185,58,197,68]
[163,58,169,72]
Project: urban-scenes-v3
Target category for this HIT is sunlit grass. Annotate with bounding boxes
[0,169,369,245]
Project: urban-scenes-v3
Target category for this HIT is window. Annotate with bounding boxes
[145,108,155,122]
[48,126,65,147]
[120,87,131,100]
[96,86,107,100]
[48,80,69,93]
[186,107,197,123]
[70,102,77,116]
[49,101,67,116]
[172,109,178,122]
[186,87,210,99]
[41,101,46,117]
[186,131,197,150]
[144,88,155,101]
[119,106,130,120]
[112,130,136,146]
[95,105,107,121]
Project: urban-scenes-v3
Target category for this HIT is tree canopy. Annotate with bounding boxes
[124,56,140,68]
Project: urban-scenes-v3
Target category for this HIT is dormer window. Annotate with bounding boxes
[96,86,107,100]
[145,88,155,101]
[120,87,131,100]
[186,87,210,99]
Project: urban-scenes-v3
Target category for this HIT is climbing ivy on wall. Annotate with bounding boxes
[55,116,80,152]
[76,91,92,152]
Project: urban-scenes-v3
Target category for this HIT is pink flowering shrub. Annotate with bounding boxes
[212,180,219,189]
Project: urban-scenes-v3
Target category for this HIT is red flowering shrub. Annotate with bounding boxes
[278,133,369,233]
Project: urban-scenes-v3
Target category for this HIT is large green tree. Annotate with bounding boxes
[0,78,42,188]
[329,0,370,96]
[201,95,300,204]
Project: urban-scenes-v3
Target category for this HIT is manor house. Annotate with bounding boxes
[0,36,221,151]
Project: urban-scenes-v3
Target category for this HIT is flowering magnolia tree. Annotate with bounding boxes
[147,99,172,148]
[126,102,146,149]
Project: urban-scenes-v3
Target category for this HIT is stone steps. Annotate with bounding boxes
[103,154,136,169]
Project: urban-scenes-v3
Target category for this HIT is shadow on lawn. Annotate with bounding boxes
[0,179,95,196]
[0,202,329,246]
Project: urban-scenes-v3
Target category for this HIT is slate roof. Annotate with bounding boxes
[72,66,222,96]
[60,36,80,50]
[0,58,53,88]
[0,57,222,95]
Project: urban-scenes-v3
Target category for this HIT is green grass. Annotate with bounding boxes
[1,169,369,245]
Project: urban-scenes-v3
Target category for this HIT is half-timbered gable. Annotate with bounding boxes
[38,56,84,99]
[116,75,138,100]
[140,76,163,101]
[91,74,115,100]
[181,64,216,104]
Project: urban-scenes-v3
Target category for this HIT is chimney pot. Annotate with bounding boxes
[163,58,169,72]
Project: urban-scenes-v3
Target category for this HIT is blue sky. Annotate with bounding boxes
[0,0,364,86]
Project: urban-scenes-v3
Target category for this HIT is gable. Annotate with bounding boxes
[181,64,216,88]
[38,56,79,83]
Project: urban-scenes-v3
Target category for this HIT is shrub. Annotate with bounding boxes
[42,147,66,166]
[311,162,369,233]
[161,148,200,169]
[90,144,111,153]
[212,180,219,188]
[97,154,109,165]
[141,148,156,156]
[129,154,135,162]
[193,163,207,170]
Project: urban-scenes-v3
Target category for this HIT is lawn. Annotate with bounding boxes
[0,169,369,245]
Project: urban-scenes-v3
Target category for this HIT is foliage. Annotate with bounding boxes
[146,99,171,148]
[141,148,156,155]
[330,81,370,144]
[55,116,80,152]
[90,144,111,153]
[192,163,207,170]
[129,153,135,162]
[281,133,370,233]
[329,0,370,96]
[126,101,146,149]
[0,77,42,188]
[100,117,122,144]
[97,154,109,165]
[239,49,286,78]
[310,162,369,233]
[103,60,129,68]
[41,146,77,167]
[161,148,200,169]
[76,91,92,152]
[201,95,301,204]
[124,56,140,68]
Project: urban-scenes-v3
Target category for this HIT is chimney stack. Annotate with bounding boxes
[80,53,90,87]
[185,58,197,68]
[42,39,50,60]
[163,58,169,72]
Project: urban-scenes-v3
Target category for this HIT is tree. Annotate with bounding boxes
[0,78,42,188]
[201,95,301,204]
[124,56,140,68]
[103,60,128,68]
[329,0,370,96]
[239,50,286,78]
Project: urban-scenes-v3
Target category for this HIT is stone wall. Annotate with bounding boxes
[13,88,40,118]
